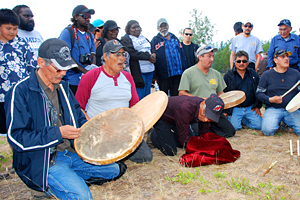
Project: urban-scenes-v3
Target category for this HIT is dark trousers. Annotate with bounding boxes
[151,119,194,156]
[0,102,6,134]
[191,114,235,138]
[157,75,181,96]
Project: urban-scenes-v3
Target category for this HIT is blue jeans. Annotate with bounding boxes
[136,72,153,100]
[261,107,300,136]
[229,106,262,131]
[46,150,120,200]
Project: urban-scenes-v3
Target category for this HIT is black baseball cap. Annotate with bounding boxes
[38,38,77,70]
[103,20,120,30]
[89,23,98,33]
[72,5,95,16]
[278,19,291,27]
[204,93,224,123]
[274,49,291,58]
[103,40,128,54]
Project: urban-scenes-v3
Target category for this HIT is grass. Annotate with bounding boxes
[1,127,300,199]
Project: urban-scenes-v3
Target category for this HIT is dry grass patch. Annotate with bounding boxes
[1,129,300,199]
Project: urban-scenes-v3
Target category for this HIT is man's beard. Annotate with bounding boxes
[245,31,250,35]
[160,29,169,37]
[19,20,35,31]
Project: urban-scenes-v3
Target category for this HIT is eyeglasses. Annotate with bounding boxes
[236,59,248,63]
[78,14,91,19]
[184,33,193,36]
[50,63,62,73]
[204,46,212,50]
[244,24,253,28]
[112,51,129,58]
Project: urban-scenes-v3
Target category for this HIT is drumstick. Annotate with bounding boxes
[282,80,300,98]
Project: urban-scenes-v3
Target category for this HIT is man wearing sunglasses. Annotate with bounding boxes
[267,19,300,72]
[76,40,153,163]
[178,46,235,138]
[256,49,300,136]
[12,5,44,60]
[230,19,263,72]
[5,38,126,199]
[181,28,199,68]
[223,51,262,131]
[59,5,96,95]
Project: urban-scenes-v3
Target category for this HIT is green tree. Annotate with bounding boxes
[262,40,271,53]
[179,8,215,46]
[212,39,232,74]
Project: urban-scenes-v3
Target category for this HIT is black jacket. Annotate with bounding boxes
[223,67,262,115]
[120,34,155,89]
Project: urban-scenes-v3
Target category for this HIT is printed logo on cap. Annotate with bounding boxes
[213,105,222,111]
[113,40,120,45]
[83,5,88,8]
[59,47,72,61]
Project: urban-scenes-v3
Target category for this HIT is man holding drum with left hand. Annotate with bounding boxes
[76,39,153,163]
[256,49,300,136]
[5,38,125,200]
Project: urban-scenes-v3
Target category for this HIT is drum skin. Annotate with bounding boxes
[75,107,144,165]
[219,90,246,109]
[286,92,300,113]
[131,91,168,132]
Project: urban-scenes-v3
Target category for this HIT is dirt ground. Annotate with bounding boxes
[1,127,300,200]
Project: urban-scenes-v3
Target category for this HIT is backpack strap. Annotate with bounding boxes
[66,25,79,50]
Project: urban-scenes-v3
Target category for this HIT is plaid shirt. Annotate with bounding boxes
[163,34,183,76]
[0,36,36,102]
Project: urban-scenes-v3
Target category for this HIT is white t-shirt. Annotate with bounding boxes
[129,35,154,73]
[18,29,44,60]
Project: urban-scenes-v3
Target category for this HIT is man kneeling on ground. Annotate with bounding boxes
[150,94,224,156]
[256,49,300,136]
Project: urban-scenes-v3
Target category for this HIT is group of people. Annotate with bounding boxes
[1,3,300,200]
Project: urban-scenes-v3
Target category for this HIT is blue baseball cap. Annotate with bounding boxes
[92,19,104,28]
[278,19,291,27]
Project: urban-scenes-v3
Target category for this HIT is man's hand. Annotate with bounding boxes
[252,108,261,117]
[269,96,283,104]
[223,113,228,119]
[59,125,81,139]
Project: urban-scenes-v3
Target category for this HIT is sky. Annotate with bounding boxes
[2,0,300,46]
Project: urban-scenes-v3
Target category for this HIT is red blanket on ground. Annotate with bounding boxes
[179,132,240,167]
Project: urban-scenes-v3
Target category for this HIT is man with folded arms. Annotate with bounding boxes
[223,50,262,131]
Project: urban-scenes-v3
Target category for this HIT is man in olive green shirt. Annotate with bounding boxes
[178,46,235,138]
[179,46,226,98]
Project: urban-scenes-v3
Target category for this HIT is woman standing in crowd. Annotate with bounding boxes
[121,20,156,100]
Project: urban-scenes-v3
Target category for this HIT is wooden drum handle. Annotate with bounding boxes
[282,80,300,98]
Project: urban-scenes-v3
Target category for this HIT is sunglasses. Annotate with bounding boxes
[50,63,63,73]
[112,51,129,58]
[236,59,248,63]
[184,33,193,36]
[275,49,288,58]
[244,24,253,28]
[78,14,91,19]
[97,26,104,29]
[204,46,212,50]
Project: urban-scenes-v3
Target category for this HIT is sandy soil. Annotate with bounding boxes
[1,127,300,200]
